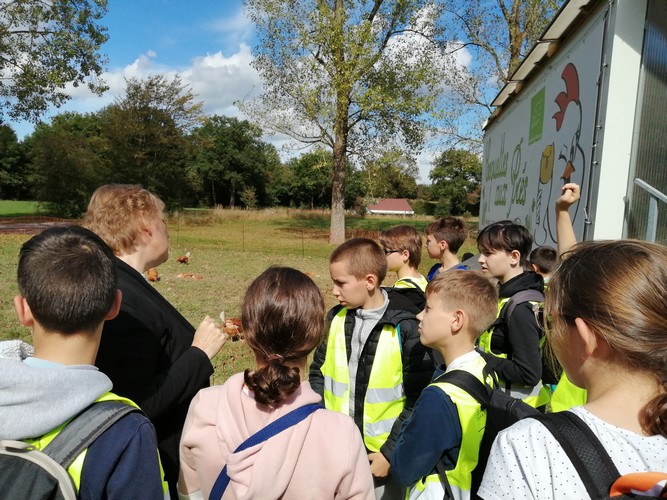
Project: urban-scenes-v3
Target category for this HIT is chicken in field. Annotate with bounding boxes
[146,268,159,282]
[219,311,244,341]
[176,252,191,264]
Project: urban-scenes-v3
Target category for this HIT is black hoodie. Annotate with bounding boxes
[480,271,544,388]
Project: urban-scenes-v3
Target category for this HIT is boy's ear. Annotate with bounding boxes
[451,309,465,334]
[14,296,35,327]
[530,263,539,273]
[509,249,521,266]
[105,290,123,321]
[401,249,410,263]
[365,273,378,290]
[439,240,449,252]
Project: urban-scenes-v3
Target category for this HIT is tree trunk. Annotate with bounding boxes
[330,133,347,244]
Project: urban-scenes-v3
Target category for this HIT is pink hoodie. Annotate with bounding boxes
[178,372,374,499]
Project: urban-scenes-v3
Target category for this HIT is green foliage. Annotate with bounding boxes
[0,0,109,122]
[28,112,109,217]
[286,148,333,209]
[0,125,30,199]
[430,149,482,216]
[358,148,419,199]
[189,115,272,208]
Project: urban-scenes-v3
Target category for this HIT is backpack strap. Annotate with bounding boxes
[436,369,492,409]
[209,402,324,500]
[397,278,420,289]
[531,411,621,499]
[501,289,544,325]
[43,401,139,470]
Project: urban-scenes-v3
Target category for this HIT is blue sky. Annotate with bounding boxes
[9,0,440,181]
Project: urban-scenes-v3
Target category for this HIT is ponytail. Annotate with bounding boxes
[640,379,667,437]
[243,359,301,406]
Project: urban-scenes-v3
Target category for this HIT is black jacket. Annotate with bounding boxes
[308,289,435,461]
[95,258,213,494]
[480,271,544,388]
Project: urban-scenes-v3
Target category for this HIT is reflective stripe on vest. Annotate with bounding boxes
[24,392,168,495]
[406,356,488,500]
[478,297,550,409]
[321,308,405,452]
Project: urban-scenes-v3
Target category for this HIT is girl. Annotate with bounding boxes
[478,240,667,499]
[178,267,374,499]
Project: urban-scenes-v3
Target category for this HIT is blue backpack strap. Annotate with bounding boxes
[209,403,323,500]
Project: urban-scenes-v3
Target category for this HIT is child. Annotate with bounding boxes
[476,221,550,409]
[391,271,499,500]
[425,217,468,281]
[309,237,434,499]
[179,267,374,499]
[479,240,667,499]
[528,246,558,283]
[0,226,165,499]
[379,225,428,292]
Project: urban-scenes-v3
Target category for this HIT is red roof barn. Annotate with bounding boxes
[366,198,415,216]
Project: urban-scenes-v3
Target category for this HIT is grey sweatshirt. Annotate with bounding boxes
[0,340,112,440]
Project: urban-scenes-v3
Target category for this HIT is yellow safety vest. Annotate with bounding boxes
[406,356,488,500]
[394,276,428,293]
[320,308,405,452]
[550,372,587,412]
[478,297,550,408]
[24,392,168,495]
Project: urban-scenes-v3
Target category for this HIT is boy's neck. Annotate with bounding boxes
[396,264,422,280]
[438,343,476,367]
[361,288,386,310]
[32,326,101,366]
[500,266,524,284]
[440,252,461,270]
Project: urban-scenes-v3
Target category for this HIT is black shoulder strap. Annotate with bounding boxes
[531,412,620,499]
[436,370,491,408]
[43,401,138,469]
[501,289,544,323]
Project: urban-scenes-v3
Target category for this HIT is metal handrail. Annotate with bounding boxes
[633,178,667,242]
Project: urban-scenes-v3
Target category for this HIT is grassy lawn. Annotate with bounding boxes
[0,207,480,384]
[0,200,46,217]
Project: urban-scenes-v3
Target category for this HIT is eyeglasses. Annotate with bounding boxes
[384,249,401,255]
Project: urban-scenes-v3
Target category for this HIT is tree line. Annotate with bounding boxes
[0,75,482,219]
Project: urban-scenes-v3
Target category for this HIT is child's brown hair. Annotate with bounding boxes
[242,266,326,406]
[380,225,422,268]
[425,217,466,253]
[329,237,387,284]
[426,270,498,337]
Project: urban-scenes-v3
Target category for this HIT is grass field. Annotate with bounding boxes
[0,200,45,217]
[0,204,480,384]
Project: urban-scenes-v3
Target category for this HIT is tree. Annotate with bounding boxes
[359,148,418,199]
[28,112,110,217]
[0,125,30,199]
[242,0,449,243]
[189,115,273,208]
[436,0,563,146]
[99,75,203,207]
[287,149,333,209]
[430,149,481,216]
[0,0,108,123]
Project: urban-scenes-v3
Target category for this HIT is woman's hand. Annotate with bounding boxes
[556,182,581,212]
[192,316,227,359]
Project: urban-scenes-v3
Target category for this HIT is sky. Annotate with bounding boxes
[8,0,439,182]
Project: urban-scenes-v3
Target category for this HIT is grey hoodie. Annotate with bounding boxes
[0,340,112,440]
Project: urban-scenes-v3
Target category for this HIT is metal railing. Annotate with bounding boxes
[633,178,667,242]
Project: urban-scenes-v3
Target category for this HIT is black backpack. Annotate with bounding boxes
[0,401,139,500]
[532,412,667,499]
[493,289,562,385]
[434,368,540,498]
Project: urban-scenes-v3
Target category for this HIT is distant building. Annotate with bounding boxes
[366,198,415,216]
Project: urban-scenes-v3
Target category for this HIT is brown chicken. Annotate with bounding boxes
[176,252,191,264]
[146,268,159,282]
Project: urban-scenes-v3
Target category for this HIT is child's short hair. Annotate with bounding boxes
[529,246,558,274]
[242,267,326,406]
[84,184,165,255]
[425,217,466,253]
[330,237,387,283]
[477,220,533,266]
[379,225,422,268]
[426,270,498,337]
[17,225,117,334]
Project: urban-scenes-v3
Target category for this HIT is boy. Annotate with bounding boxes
[476,220,550,408]
[379,225,428,292]
[528,245,558,283]
[0,226,165,499]
[425,217,468,280]
[391,271,498,500]
[309,237,434,499]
